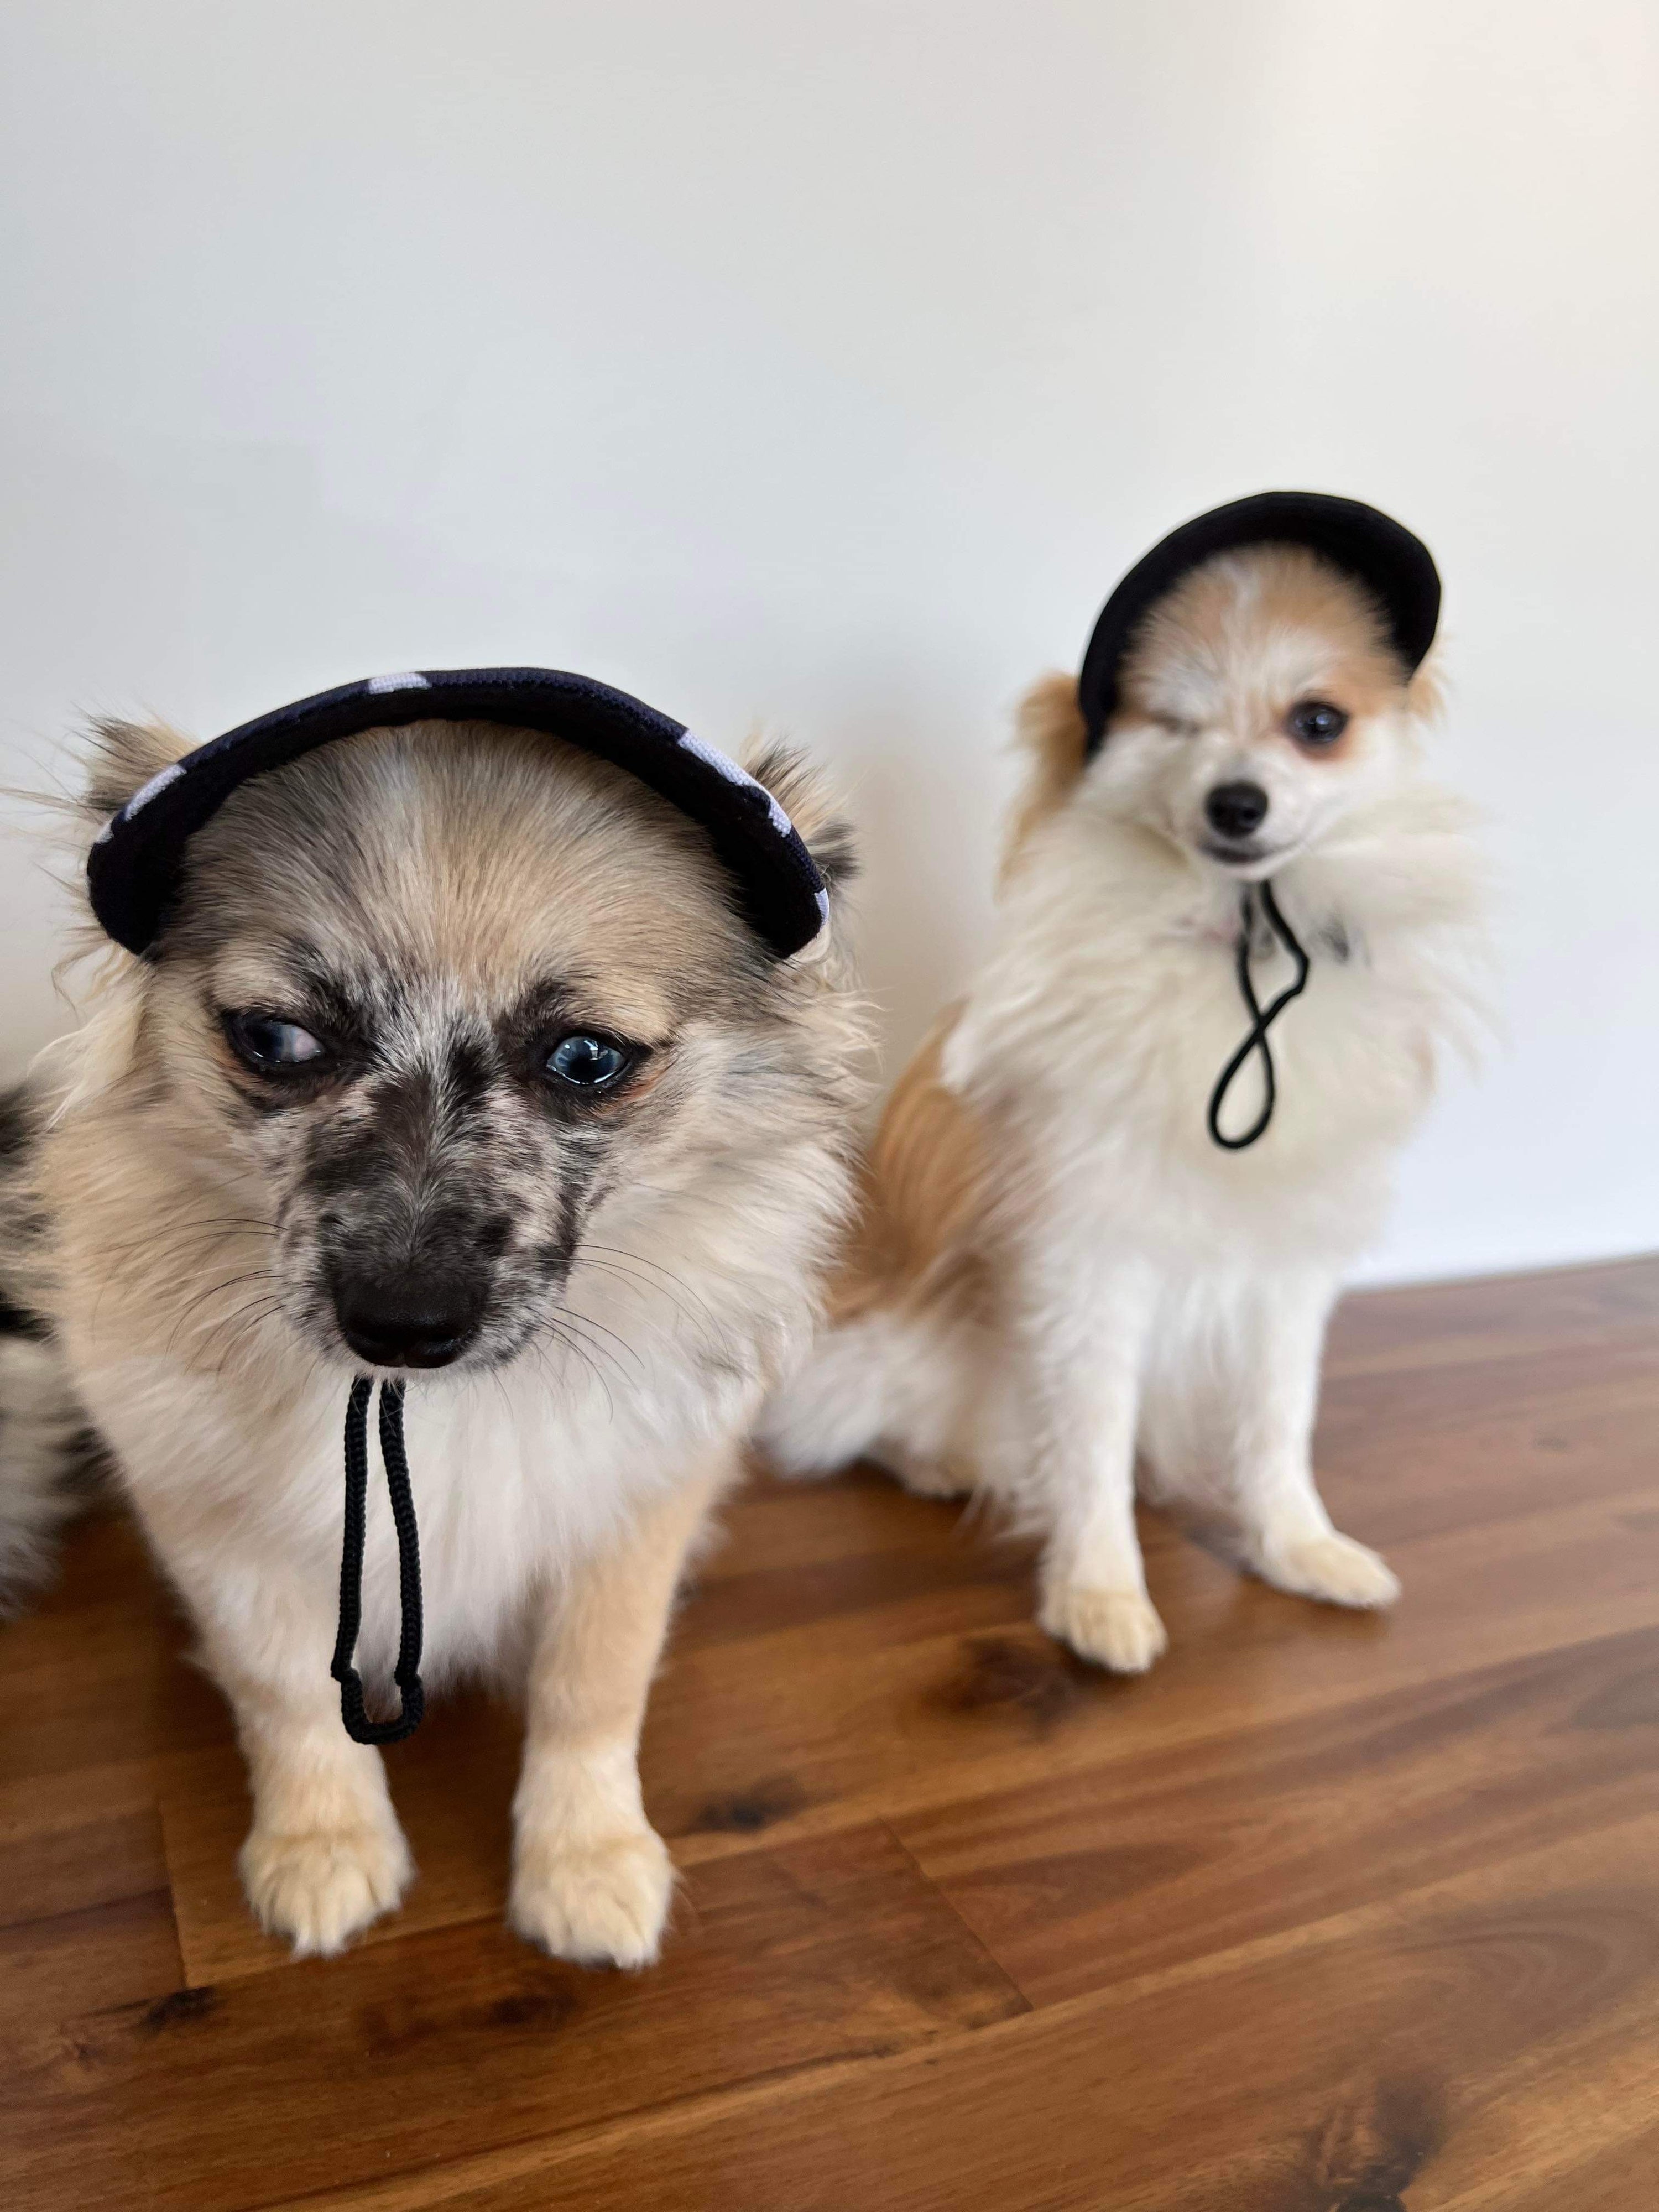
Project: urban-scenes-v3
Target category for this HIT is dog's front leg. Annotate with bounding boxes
[178,1562,414,1958]
[509,1456,730,1969]
[1232,1271,1400,1609]
[1022,1249,1166,1673]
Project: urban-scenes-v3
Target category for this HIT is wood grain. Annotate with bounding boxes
[268,1817,1659,2212]
[896,1623,1659,2006]
[1,1824,1022,2212]
[0,1255,1655,2211]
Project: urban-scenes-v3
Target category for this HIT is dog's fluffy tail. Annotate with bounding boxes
[0,1086,96,1612]
[759,1302,982,1491]
[760,1310,910,1477]
[0,1331,90,1611]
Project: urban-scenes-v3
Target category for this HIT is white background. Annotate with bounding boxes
[2,2,1654,1282]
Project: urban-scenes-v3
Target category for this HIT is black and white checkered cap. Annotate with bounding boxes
[87,667,830,960]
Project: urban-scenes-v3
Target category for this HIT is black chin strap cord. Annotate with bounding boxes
[332,1376,426,1744]
[1206,880,1312,1152]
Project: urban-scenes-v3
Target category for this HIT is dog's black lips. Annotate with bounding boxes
[1198,837,1297,870]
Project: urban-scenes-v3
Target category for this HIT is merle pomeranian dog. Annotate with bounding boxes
[0,689,862,1963]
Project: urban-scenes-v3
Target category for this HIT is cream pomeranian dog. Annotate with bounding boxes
[0,669,862,1962]
[764,494,1490,1674]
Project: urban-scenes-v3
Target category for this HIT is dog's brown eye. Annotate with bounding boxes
[545,1032,632,1089]
[223,1011,328,1073]
[1287,698,1349,747]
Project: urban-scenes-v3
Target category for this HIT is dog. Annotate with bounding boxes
[763,507,1489,1673]
[0,694,862,1960]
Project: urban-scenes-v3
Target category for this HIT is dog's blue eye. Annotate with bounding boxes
[1288,698,1349,746]
[545,1033,630,1088]
[226,1012,327,1072]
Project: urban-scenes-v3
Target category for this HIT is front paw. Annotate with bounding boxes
[509,1825,674,1969]
[239,1818,413,1958]
[880,1444,973,1501]
[1038,1584,1168,1673]
[1255,1529,1401,1610]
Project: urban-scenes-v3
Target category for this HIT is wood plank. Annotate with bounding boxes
[895,1622,1659,2006]
[0,1886,182,2042]
[1440,2121,1659,2211]
[0,1823,1024,2212]
[1324,1252,1659,1371]
[1314,1339,1658,1531]
[275,1814,1659,2211]
[2,1256,1656,2211]
[0,1756,170,1853]
[0,1804,182,2211]
[0,1507,229,1788]
[642,1481,1659,1866]
[0,1807,170,1932]
[0,1896,186,2211]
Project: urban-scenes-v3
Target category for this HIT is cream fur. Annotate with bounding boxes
[764,546,1490,1671]
[6,715,864,1961]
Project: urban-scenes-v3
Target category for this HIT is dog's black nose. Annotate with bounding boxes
[1204,781,1269,841]
[333,1272,486,1369]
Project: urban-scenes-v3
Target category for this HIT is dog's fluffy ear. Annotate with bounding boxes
[1001,673,1089,882]
[43,719,194,1093]
[1405,651,1446,725]
[40,721,188,1106]
[742,739,859,898]
[79,717,194,834]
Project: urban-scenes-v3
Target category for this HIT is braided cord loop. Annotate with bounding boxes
[1206,881,1312,1151]
[331,1377,425,1744]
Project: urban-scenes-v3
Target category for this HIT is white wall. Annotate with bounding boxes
[2,1,1655,1283]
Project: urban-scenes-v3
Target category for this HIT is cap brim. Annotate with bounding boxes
[87,667,829,960]
[1078,491,1441,748]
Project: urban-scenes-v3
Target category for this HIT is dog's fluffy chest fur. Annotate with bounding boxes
[943,787,1489,1265]
[69,1333,747,1688]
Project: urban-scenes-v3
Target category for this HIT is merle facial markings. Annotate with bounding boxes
[212,948,669,1371]
[472,1212,513,1261]
[531,1240,571,1283]
[445,1033,493,1114]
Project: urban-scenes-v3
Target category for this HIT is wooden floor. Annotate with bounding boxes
[3,1258,1658,2210]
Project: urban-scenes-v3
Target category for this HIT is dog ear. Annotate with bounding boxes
[740,739,859,899]
[1405,651,1446,724]
[1002,672,1089,881]
[35,719,190,1103]
[78,717,195,837]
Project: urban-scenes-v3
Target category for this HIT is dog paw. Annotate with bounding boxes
[1038,1585,1168,1673]
[881,1445,973,1501]
[1255,1530,1401,1610]
[509,1826,674,1969]
[239,1819,413,1958]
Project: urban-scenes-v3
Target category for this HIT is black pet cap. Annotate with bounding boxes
[87,667,830,960]
[1078,491,1441,753]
